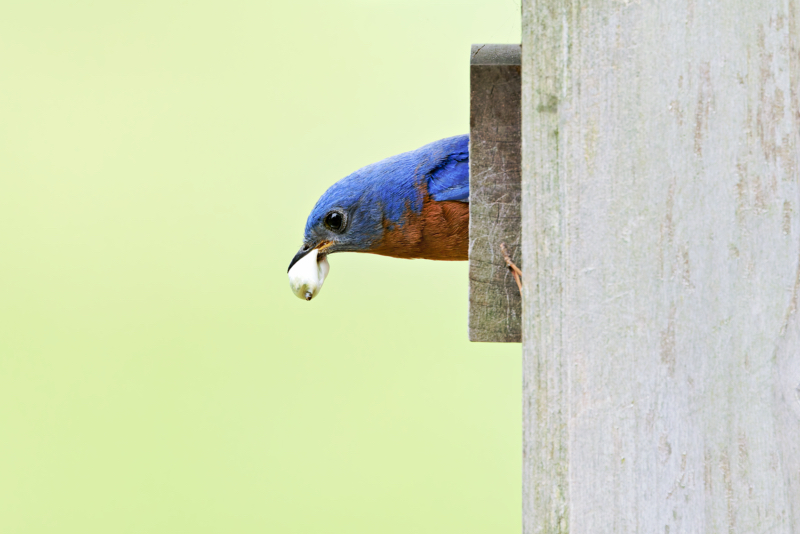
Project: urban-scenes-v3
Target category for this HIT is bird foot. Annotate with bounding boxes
[500,243,523,294]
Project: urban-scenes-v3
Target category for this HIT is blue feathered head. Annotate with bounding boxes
[288,135,468,271]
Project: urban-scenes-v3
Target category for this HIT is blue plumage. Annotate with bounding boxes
[426,140,469,202]
[304,134,468,233]
[289,134,470,271]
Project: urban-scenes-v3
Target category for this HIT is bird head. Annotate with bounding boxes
[287,152,424,275]
[287,135,468,301]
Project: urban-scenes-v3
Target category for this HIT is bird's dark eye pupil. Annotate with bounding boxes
[324,212,343,231]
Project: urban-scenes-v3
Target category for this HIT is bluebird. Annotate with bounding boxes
[288,134,469,300]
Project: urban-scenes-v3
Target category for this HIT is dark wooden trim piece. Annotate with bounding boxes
[468,43,522,343]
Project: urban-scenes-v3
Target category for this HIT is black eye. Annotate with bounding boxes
[324,211,344,232]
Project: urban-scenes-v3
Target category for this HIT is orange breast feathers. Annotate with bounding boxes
[368,195,469,261]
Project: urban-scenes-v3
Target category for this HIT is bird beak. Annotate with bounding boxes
[288,243,315,273]
[288,240,336,272]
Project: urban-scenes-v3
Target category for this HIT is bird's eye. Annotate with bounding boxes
[324,211,344,232]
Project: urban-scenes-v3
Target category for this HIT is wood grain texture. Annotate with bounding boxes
[521,0,800,532]
[469,43,522,343]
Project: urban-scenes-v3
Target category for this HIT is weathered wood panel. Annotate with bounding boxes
[468,43,522,343]
[521,0,800,532]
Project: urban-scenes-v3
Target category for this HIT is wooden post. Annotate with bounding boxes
[468,43,522,343]
[522,0,800,532]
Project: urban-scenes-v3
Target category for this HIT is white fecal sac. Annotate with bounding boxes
[288,249,330,301]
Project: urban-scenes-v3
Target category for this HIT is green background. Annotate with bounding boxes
[0,1,521,532]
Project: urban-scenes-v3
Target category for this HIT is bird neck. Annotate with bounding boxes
[367,195,468,261]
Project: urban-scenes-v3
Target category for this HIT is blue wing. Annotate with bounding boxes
[426,135,469,202]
